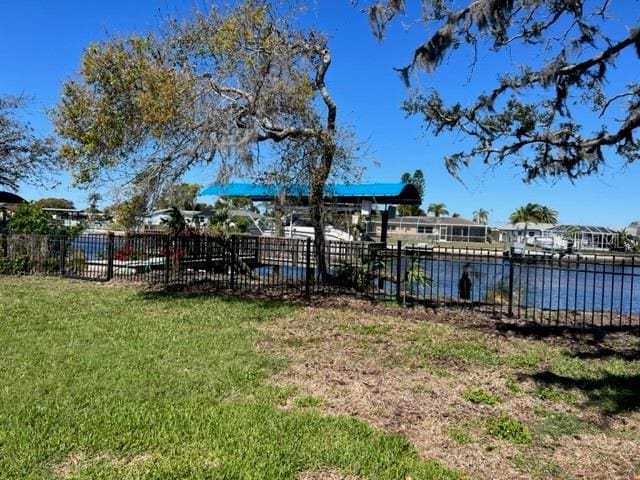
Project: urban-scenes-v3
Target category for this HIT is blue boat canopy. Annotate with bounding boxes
[200,182,421,205]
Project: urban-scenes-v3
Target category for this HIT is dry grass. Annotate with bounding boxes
[297,470,363,480]
[259,299,640,480]
[52,451,156,478]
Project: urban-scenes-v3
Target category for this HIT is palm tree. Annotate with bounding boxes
[427,203,449,218]
[473,208,489,225]
[86,192,102,223]
[161,206,190,238]
[509,203,541,246]
[537,205,559,224]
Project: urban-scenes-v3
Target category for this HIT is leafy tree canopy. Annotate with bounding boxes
[6,203,81,235]
[105,195,147,232]
[364,1,640,181]
[33,198,75,210]
[427,202,448,217]
[155,183,201,211]
[399,169,426,216]
[0,96,57,191]
[509,203,558,224]
[53,0,343,204]
[473,208,489,225]
[215,196,259,213]
[54,0,349,277]
[87,192,102,213]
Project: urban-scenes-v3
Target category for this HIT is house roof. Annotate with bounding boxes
[0,191,26,204]
[388,216,482,226]
[494,222,557,231]
[548,225,619,235]
[145,209,213,217]
[200,182,422,205]
[495,223,619,235]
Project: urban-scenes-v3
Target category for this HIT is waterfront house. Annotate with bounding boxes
[367,216,489,243]
[495,223,619,250]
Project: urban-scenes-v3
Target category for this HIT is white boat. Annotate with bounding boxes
[250,217,353,242]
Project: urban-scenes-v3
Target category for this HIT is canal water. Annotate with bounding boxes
[401,255,640,315]
[73,234,640,314]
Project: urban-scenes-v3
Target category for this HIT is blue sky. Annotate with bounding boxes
[1,0,638,226]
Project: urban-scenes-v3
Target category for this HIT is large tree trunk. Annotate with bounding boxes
[309,151,332,284]
[309,47,337,285]
[310,184,327,284]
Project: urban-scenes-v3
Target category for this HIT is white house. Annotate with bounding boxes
[42,208,88,228]
[143,209,214,228]
[495,223,620,250]
[494,222,557,245]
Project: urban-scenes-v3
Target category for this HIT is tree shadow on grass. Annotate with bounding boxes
[528,370,640,414]
[492,321,628,342]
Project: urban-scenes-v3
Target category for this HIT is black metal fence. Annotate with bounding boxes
[1,232,639,330]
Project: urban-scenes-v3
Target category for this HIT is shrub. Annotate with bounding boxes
[463,389,500,405]
[487,414,532,444]
[448,425,472,445]
[0,254,30,274]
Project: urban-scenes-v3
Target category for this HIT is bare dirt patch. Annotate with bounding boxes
[259,300,640,480]
[52,450,156,477]
[297,469,363,480]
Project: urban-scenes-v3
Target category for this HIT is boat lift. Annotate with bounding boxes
[200,182,423,243]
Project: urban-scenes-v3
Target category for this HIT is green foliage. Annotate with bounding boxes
[155,183,201,210]
[294,395,324,409]
[216,196,259,213]
[33,198,75,209]
[427,203,449,218]
[53,2,345,207]
[0,96,57,191]
[512,454,562,479]
[408,326,500,366]
[448,425,472,445]
[403,255,432,302]
[366,1,640,182]
[398,170,426,216]
[535,386,578,404]
[107,195,146,232]
[87,191,102,212]
[6,203,82,235]
[463,389,500,405]
[5,203,52,234]
[332,246,390,292]
[505,377,522,394]
[160,206,190,237]
[534,410,589,439]
[509,203,558,225]
[0,254,30,274]
[349,324,392,335]
[472,208,489,225]
[487,414,532,444]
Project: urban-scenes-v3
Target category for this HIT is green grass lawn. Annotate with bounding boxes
[0,277,460,480]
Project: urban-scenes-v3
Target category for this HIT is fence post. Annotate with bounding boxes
[396,240,403,304]
[205,235,212,273]
[59,235,67,276]
[229,235,236,290]
[305,237,312,297]
[106,232,115,281]
[1,233,7,258]
[164,235,171,286]
[507,247,515,318]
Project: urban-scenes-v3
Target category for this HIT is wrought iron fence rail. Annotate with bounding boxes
[1,232,639,331]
